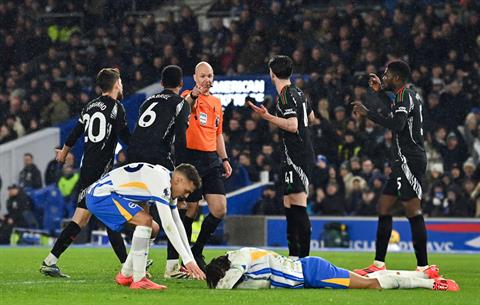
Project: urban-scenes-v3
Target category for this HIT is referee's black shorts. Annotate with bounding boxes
[184,149,225,202]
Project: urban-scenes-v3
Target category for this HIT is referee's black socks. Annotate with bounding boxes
[191,213,222,256]
[408,214,428,267]
[375,215,392,262]
[290,205,311,258]
[51,221,82,259]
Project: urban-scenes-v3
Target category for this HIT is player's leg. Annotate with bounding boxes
[404,197,429,268]
[366,272,459,291]
[285,193,311,258]
[354,193,396,276]
[400,157,429,269]
[283,162,312,258]
[190,167,226,270]
[40,205,91,278]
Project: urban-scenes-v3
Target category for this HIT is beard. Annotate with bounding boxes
[116,91,123,100]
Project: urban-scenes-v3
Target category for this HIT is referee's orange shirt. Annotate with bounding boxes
[181,90,223,152]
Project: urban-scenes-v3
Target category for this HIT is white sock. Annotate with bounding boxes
[166,259,179,272]
[369,270,428,279]
[373,260,385,268]
[44,253,58,266]
[121,252,133,277]
[289,256,299,261]
[377,275,434,289]
[131,226,152,282]
[416,265,428,271]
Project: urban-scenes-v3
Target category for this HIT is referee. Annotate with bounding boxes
[167,62,231,273]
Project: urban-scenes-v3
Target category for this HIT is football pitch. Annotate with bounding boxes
[0,247,476,305]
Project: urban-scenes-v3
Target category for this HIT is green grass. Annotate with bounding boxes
[0,247,476,305]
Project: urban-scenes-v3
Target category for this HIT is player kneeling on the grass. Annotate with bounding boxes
[205,247,459,292]
[86,162,205,289]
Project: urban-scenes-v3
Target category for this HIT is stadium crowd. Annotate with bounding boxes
[0,0,480,237]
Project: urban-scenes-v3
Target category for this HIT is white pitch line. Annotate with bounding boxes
[2,280,87,285]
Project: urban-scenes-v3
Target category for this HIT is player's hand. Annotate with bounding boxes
[368,73,382,92]
[55,148,68,163]
[248,101,273,120]
[223,160,232,178]
[351,101,368,116]
[185,261,206,280]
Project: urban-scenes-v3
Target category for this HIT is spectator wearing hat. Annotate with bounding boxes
[332,105,347,131]
[18,153,42,190]
[312,155,329,189]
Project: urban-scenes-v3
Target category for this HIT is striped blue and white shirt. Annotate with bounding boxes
[216,248,304,289]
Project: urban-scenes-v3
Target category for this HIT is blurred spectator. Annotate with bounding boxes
[45,147,62,185]
[354,188,378,216]
[312,183,347,216]
[6,184,37,228]
[253,185,282,215]
[18,153,42,190]
[57,164,79,208]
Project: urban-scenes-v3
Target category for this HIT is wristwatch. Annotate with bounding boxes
[222,157,230,163]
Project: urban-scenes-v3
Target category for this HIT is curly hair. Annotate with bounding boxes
[205,255,231,289]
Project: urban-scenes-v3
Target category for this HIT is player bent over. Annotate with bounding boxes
[205,248,459,291]
[86,162,205,289]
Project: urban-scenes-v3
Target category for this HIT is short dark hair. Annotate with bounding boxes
[386,60,411,82]
[96,68,120,92]
[24,153,33,158]
[268,55,293,79]
[206,255,231,289]
[161,65,183,88]
[175,163,202,190]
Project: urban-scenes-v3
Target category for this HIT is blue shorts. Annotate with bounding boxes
[300,256,350,289]
[86,192,143,232]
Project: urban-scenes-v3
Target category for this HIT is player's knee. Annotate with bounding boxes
[210,204,226,219]
[137,213,153,227]
[151,220,160,238]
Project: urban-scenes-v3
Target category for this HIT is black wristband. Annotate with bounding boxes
[222,157,229,163]
[190,92,198,100]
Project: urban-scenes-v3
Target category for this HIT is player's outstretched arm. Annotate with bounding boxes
[248,102,298,133]
[155,201,205,280]
[352,101,408,132]
[171,206,195,260]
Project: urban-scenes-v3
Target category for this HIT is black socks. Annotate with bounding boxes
[408,215,428,266]
[285,206,311,258]
[51,221,82,258]
[191,214,222,256]
[375,215,393,262]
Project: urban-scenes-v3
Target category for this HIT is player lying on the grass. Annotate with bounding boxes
[85,162,205,289]
[205,248,459,291]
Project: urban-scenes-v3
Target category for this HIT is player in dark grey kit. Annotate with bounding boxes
[127,65,190,170]
[249,55,316,258]
[40,68,131,277]
[127,65,194,278]
[352,60,433,275]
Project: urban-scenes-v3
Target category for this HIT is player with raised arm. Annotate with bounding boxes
[165,62,232,276]
[86,162,205,289]
[205,247,459,291]
[352,60,432,275]
[249,55,315,258]
[40,68,130,278]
